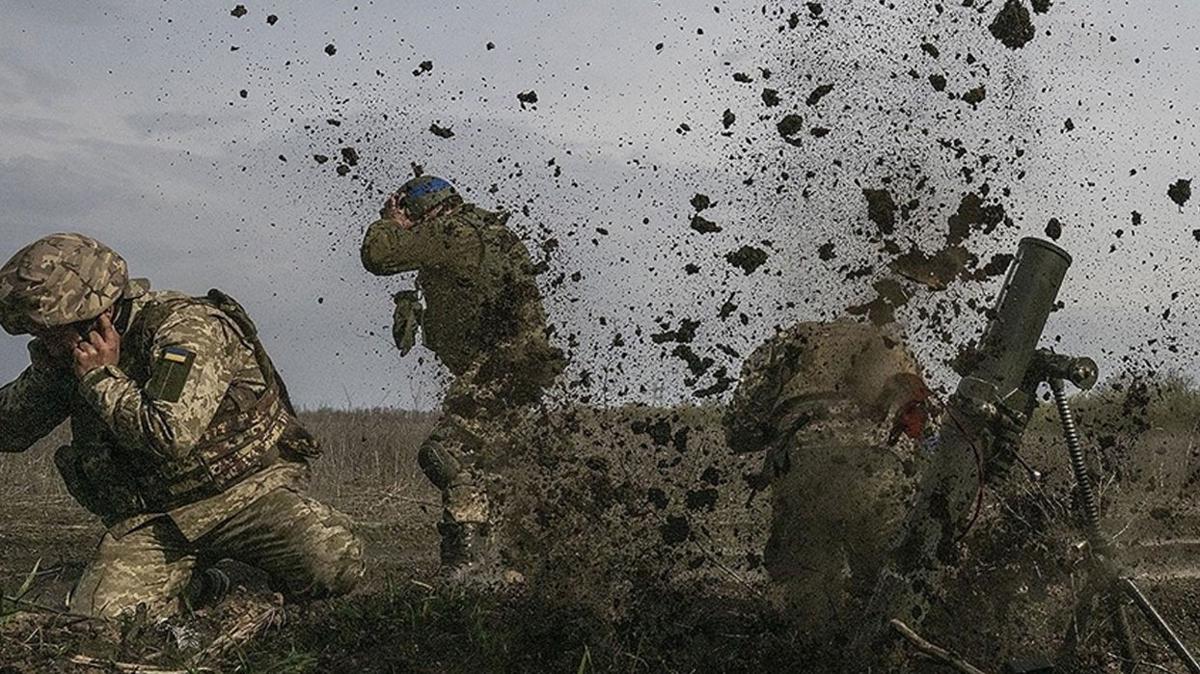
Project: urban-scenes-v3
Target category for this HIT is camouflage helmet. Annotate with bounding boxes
[0,233,131,335]
[396,175,459,219]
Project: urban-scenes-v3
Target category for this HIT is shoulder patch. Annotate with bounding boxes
[146,346,196,402]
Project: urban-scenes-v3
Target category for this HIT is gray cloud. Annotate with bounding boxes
[2,1,126,27]
[0,48,78,107]
[124,111,226,138]
[0,155,126,221]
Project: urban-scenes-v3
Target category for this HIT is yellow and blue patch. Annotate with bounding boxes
[146,346,196,403]
[162,348,190,363]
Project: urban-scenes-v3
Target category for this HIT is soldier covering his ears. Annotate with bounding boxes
[0,233,364,618]
[362,173,565,576]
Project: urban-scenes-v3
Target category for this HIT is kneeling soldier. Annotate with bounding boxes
[0,233,364,618]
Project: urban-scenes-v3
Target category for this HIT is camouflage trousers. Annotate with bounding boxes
[420,408,506,528]
[419,360,547,529]
[69,486,364,619]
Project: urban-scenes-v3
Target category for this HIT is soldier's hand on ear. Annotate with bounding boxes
[380,193,402,220]
[380,193,418,230]
[73,313,120,379]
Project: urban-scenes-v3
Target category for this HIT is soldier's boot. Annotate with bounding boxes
[438,522,528,587]
[183,567,231,610]
[437,521,499,580]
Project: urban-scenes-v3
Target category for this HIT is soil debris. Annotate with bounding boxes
[725,245,769,275]
[863,189,897,236]
[947,192,1005,246]
[517,91,539,109]
[805,84,834,106]
[989,0,1036,49]
[651,319,700,344]
[962,85,987,106]
[1168,178,1192,208]
[777,114,805,146]
[690,215,722,234]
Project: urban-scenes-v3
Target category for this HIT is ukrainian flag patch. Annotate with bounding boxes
[146,346,196,403]
[163,348,190,363]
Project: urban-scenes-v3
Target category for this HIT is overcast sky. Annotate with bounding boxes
[2,1,1199,409]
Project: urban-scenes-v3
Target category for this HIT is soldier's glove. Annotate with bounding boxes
[391,291,424,356]
[744,439,792,505]
[994,403,1029,447]
[764,438,792,479]
[984,402,1030,480]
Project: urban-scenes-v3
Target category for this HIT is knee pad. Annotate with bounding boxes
[418,440,462,490]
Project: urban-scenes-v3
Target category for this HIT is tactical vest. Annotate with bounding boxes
[65,290,320,518]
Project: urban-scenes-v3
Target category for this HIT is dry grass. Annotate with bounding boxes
[0,408,437,503]
[296,408,436,501]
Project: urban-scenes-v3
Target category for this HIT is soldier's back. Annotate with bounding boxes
[727,319,929,638]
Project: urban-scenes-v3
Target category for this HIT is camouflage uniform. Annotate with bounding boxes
[0,234,364,618]
[361,176,564,569]
[724,319,931,632]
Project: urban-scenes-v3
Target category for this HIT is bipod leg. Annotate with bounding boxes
[1119,577,1200,674]
[1055,574,1136,672]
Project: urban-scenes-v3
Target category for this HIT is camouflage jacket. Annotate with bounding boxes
[361,203,563,381]
[0,285,302,539]
[724,320,930,457]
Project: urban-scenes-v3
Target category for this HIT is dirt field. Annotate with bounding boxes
[2,382,1200,673]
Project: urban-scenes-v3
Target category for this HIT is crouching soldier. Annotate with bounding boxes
[724,318,933,635]
[361,174,565,577]
[0,233,364,619]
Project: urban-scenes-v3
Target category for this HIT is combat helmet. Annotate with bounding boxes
[0,233,136,335]
[396,175,459,219]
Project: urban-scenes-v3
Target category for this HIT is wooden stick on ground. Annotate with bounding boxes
[3,594,97,620]
[889,619,992,674]
[69,654,213,674]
